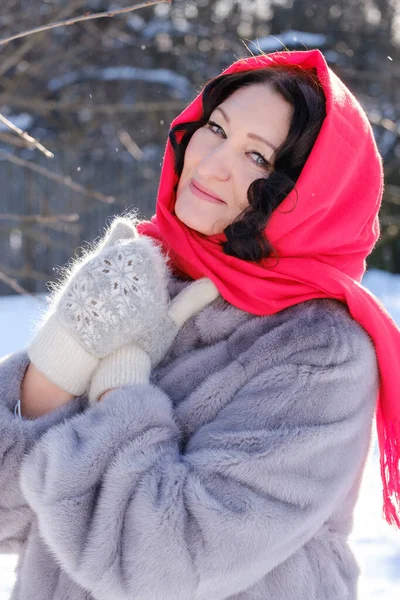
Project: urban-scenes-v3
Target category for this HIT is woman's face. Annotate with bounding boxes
[175,83,293,236]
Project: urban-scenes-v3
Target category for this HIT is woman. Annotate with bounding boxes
[1,49,399,600]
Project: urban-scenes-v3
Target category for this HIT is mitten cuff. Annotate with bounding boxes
[88,345,151,404]
[28,312,99,396]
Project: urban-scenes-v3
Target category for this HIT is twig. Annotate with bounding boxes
[0,0,89,78]
[0,263,60,293]
[0,1,171,46]
[119,131,144,160]
[386,184,400,196]
[0,113,54,158]
[0,266,50,283]
[0,212,80,235]
[0,150,115,204]
[0,97,186,115]
[0,269,39,297]
[0,213,79,223]
[368,113,400,135]
[0,131,31,149]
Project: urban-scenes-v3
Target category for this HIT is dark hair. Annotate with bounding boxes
[169,64,327,262]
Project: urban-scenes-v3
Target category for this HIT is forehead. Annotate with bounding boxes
[215,84,293,138]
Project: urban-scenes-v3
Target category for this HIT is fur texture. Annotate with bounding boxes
[1,284,378,600]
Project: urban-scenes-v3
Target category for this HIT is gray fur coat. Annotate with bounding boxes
[0,279,379,599]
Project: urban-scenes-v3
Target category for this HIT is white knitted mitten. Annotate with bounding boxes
[88,278,219,404]
[28,217,171,396]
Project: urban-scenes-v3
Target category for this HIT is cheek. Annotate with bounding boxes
[180,130,205,175]
[233,173,253,213]
[176,130,209,202]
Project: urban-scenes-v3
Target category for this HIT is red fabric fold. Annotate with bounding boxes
[138,49,400,527]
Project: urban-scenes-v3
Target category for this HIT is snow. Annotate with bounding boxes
[48,66,193,99]
[134,16,191,39]
[0,294,46,357]
[249,30,328,53]
[0,268,400,599]
[362,268,400,325]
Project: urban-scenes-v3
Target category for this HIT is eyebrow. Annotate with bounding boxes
[214,106,278,152]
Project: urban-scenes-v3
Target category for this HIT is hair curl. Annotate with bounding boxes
[169,64,327,262]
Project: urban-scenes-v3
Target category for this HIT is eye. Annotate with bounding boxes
[206,120,226,137]
[248,151,271,169]
[206,121,271,170]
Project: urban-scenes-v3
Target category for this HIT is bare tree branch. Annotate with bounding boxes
[0,266,50,283]
[0,0,89,78]
[0,213,79,224]
[0,131,32,149]
[386,185,400,197]
[0,262,63,287]
[0,113,54,158]
[0,1,172,46]
[0,269,40,297]
[0,150,116,204]
[0,97,186,115]
[119,130,144,160]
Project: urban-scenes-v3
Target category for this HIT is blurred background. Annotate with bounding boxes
[0,2,400,599]
[0,0,399,295]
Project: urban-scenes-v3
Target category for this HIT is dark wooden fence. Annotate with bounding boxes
[0,149,161,295]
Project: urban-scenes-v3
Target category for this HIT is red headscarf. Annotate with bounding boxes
[138,49,400,527]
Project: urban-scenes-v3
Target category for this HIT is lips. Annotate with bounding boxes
[190,179,225,204]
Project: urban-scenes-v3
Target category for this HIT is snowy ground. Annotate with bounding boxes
[0,268,399,599]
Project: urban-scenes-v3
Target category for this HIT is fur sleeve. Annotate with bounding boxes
[19,313,378,599]
[0,351,85,553]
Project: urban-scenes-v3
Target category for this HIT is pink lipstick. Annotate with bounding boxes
[190,179,225,204]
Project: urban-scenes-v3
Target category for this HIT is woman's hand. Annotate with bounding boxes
[88,277,219,403]
[28,217,171,397]
[21,363,76,418]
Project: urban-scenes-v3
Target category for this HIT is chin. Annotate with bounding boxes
[175,187,228,235]
[174,202,210,236]
[175,210,213,235]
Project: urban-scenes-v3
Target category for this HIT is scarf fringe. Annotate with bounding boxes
[376,404,400,528]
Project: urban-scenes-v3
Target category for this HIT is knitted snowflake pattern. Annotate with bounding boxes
[56,238,169,357]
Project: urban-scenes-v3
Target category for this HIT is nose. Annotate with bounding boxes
[195,142,231,182]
